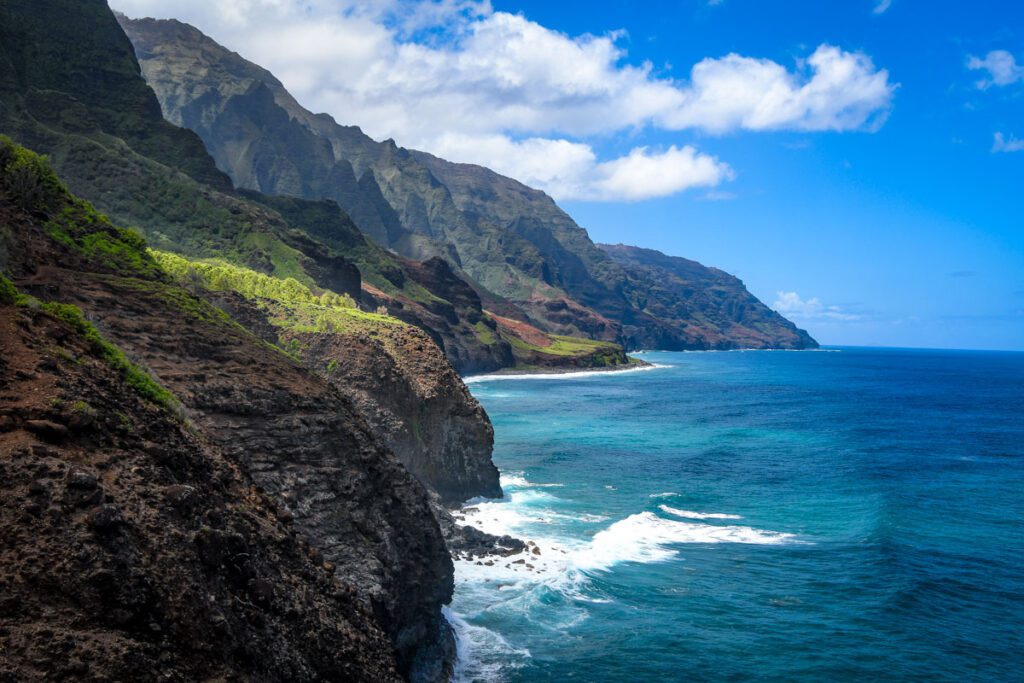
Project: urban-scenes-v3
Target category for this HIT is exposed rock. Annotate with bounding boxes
[24,419,67,441]
[0,140,455,680]
[66,471,98,490]
[289,324,502,504]
[0,294,401,682]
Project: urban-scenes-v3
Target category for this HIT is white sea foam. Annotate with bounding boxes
[463,363,670,383]
[649,492,678,499]
[572,512,796,572]
[658,505,743,520]
[450,490,802,683]
[455,488,795,590]
[445,607,530,683]
[500,472,564,489]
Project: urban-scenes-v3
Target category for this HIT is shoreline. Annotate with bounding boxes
[463,357,664,383]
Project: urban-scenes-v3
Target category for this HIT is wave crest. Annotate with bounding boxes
[658,505,743,520]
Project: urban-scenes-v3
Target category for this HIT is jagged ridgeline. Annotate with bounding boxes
[119,13,817,352]
[0,122,492,680]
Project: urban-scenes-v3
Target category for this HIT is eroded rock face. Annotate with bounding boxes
[289,324,502,505]
[0,298,402,682]
[202,284,503,506]
[3,198,456,681]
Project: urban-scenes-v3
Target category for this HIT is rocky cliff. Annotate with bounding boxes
[600,244,818,350]
[0,282,402,682]
[292,325,501,504]
[153,250,502,506]
[120,14,816,352]
[0,131,458,682]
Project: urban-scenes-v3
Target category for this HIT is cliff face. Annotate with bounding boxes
[196,279,502,506]
[0,138,457,681]
[0,292,402,682]
[0,3,515,677]
[291,325,501,504]
[599,244,818,350]
[120,15,817,352]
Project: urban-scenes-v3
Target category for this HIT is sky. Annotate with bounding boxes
[110,0,1024,350]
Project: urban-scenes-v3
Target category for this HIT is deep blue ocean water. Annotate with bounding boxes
[449,348,1024,682]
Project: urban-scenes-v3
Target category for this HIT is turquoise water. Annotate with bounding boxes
[449,348,1024,682]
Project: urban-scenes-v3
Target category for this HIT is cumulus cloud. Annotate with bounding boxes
[431,135,732,201]
[112,0,895,201]
[773,292,861,321]
[967,50,1024,89]
[992,132,1024,153]
[662,45,894,133]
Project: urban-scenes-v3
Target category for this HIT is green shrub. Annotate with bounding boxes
[0,273,18,305]
[151,249,354,308]
[0,136,67,213]
[151,248,404,337]
[40,302,174,408]
[43,202,161,277]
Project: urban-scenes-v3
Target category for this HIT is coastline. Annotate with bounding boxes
[462,356,660,383]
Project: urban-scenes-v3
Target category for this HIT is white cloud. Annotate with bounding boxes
[773,291,861,321]
[431,135,732,201]
[663,45,894,133]
[992,132,1024,153]
[873,0,892,15]
[967,50,1024,89]
[112,0,895,201]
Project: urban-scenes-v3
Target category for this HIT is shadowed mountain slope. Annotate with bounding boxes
[120,15,816,351]
[600,243,818,350]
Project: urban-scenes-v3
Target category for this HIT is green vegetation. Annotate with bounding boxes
[499,328,628,368]
[0,137,163,279]
[0,136,66,213]
[503,331,620,358]
[151,249,404,337]
[240,232,316,285]
[473,320,497,345]
[40,301,174,408]
[45,203,162,277]
[0,272,23,305]
[151,250,356,308]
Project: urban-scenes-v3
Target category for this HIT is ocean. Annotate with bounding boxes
[448,347,1024,682]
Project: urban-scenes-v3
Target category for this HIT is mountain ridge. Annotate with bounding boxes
[119,14,817,352]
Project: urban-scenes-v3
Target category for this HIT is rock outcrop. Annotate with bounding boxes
[203,284,502,505]
[291,325,501,505]
[0,292,403,682]
[0,138,459,681]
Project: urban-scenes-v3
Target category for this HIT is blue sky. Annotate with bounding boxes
[114,0,1024,350]
[497,0,1023,350]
